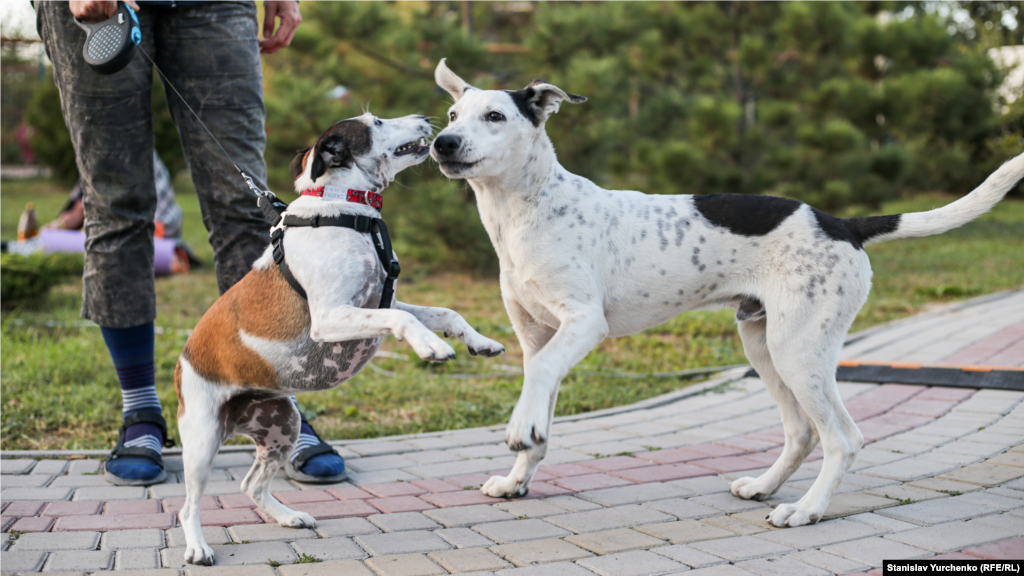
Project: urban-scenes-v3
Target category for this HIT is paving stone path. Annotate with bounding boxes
[3,289,1024,575]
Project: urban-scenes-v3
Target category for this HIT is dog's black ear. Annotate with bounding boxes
[290,147,311,180]
[511,80,587,127]
[310,134,352,182]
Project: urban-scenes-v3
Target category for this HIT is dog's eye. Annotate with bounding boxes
[487,112,505,122]
[374,118,382,126]
[449,111,457,122]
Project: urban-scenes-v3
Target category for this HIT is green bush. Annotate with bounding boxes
[1,252,85,305]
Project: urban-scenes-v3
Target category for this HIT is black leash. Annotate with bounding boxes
[137,46,398,309]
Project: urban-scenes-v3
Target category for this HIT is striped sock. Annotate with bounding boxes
[290,395,320,462]
[100,322,163,452]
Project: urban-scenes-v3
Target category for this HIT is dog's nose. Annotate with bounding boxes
[433,134,462,157]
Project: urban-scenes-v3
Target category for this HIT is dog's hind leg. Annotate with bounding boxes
[178,360,225,566]
[762,303,864,528]
[730,317,819,501]
[231,394,314,528]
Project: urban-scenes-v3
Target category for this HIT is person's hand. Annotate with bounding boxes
[260,1,301,54]
[70,0,140,24]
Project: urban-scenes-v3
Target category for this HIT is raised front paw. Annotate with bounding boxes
[184,542,215,566]
[407,326,457,362]
[481,474,530,498]
[464,334,505,358]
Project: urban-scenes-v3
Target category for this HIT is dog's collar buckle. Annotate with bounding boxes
[301,185,382,210]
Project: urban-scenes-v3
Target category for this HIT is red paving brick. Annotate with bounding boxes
[537,464,597,477]
[54,512,176,531]
[635,448,708,465]
[1,516,14,532]
[689,457,767,473]
[0,502,7,513]
[687,444,748,458]
[217,494,257,509]
[286,499,378,519]
[326,486,374,500]
[420,490,503,508]
[488,470,558,482]
[891,399,958,418]
[916,387,975,401]
[944,323,1024,365]
[865,412,932,428]
[611,463,712,483]
[197,508,263,527]
[273,490,337,505]
[444,473,499,488]
[988,341,1024,367]
[739,452,780,467]
[104,500,162,515]
[527,482,574,497]
[7,502,46,517]
[857,421,914,442]
[857,384,925,404]
[550,473,633,492]
[717,437,780,453]
[844,402,893,422]
[577,456,655,472]
[367,495,436,513]
[963,536,1024,560]
[10,516,55,532]
[41,501,101,517]
[744,430,786,444]
[362,482,428,498]
[411,479,462,493]
[161,497,221,515]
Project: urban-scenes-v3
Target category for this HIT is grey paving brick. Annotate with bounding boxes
[643,498,721,520]
[690,536,795,562]
[278,559,375,576]
[13,531,100,552]
[545,496,603,512]
[986,487,1024,501]
[429,548,512,573]
[405,450,463,465]
[940,462,1024,487]
[116,548,160,570]
[165,526,231,548]
[865,484,950,503]
[955,490,1024,511]
[364,553,447,576]
[471,519,571,544]
[907,477,983,495]
[43,549,113,572]
[876,495,1000,526]
[970,514,1024,535]
[576,483,689,507]
[354,530,451,556]
[161,541,297,568]
[787,549,870,575]
[0,474,53,487]
[103,570,182,576]
[313,517,380,538]
[346,454,419,473]
[435,527,496,549]
[565,528,666,555]
[424,505,515,528]
[821,492,897,520]
[368,512,442,533]
[290,537,367,561]
[737,556,829,576]
[32,460,68,476]
[72,486,147,501]
[0,487,73,501]
[406,459,505,479]
[1,458,38,475]
[490,538,594,567]
[544,505,674,534]
[50,474,113,488]
[149,479,288,499]
[651,544,728,568]
[210,452,256,468]
[102,529,165,550]
[701,516,768,536]
[858,459,959,482]
[886,521,1016,552]
[346,441,419,456]
[577,550,688,576]
[495,561,597,576]
[688,493,765,514]
[0,550,47,572]
[494,500,570,519]
[541,449,596,465]
[226,523,317,543]
[183,565,277,576]
[634,520,734,545]
[844,513,921,533]
[66,460,102,475]
[820,536,931,567]
[752,518,882,550]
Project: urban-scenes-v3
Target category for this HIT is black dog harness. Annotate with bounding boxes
[258,188,400,309]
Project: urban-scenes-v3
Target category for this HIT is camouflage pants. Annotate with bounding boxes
[37,1,271,328]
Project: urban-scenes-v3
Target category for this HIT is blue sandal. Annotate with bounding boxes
[104,411,175,486]
[284,415,347,484]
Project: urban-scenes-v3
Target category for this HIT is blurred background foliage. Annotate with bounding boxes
[7,1,1024,274]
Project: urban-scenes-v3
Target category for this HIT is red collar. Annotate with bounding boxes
[301,185,382,210]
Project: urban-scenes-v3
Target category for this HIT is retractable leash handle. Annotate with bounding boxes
[75,1,141,75]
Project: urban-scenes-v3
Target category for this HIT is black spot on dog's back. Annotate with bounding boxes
[692,194,801,237]
[812,210,902,250]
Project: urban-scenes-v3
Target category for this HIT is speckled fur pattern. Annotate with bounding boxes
[177,113,506,565]
[430,59,1024,526]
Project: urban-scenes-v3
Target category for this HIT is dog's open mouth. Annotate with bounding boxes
[395,138,429,157]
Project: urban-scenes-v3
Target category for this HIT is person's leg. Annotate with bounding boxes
[37,2,168,483]
[154,2,342,479]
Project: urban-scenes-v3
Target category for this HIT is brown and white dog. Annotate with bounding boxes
[174,113,506,566]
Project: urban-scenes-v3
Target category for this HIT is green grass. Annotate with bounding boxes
[2,177,1022,450]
